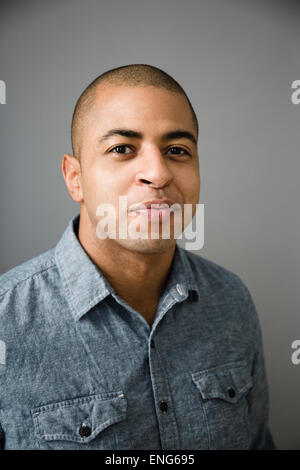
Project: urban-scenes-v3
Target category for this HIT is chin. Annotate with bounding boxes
[116,237,176,255]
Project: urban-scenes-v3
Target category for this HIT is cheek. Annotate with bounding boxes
[189,165,200,193]
[81,168,105,206]
[82,166,128,206]
[176,167,200,200]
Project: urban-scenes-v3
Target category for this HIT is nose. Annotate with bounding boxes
[134,148,173,189]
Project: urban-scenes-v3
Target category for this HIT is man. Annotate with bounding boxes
[0,64,276,450]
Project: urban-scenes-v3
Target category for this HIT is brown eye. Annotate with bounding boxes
[166,147,190,156]
[110,145,132,154]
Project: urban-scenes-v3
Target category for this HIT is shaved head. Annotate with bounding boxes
[71,64,199,161]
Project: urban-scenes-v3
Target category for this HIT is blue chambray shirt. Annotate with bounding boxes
[0,214,276,450]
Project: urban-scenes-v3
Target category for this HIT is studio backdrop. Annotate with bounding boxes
[0,0,299,449]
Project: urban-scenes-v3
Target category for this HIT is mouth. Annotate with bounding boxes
[128,199,181,222]
[129,207,173,222]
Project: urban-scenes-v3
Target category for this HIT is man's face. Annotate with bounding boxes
[78,84,200,254]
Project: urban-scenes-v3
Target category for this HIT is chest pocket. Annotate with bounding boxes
[31,391,130,450]
[191,360,253,450]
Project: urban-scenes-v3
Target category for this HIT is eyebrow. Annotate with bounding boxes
[98,128,197,145]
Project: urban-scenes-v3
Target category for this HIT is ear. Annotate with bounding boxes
[61,153,83,203]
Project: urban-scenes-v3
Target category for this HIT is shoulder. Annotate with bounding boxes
[0,248,57,298]
[184,249,248,291]
[181,249,253,306]
[182,250,261,338]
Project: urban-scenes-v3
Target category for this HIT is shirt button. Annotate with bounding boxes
[150,339,155,349]
[227,388,236,398]
[159,401,168,412]
[176,284,184,296]
[79,423,92,437]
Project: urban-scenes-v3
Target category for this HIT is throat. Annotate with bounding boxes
[129,301,158,329]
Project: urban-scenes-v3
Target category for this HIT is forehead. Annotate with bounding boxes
[87,84,195,132]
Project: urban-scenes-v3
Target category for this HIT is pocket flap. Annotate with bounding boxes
[31,391,127,443]
[191,361,253,404]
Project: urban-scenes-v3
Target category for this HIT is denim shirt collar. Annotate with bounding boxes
[55,213,199,321]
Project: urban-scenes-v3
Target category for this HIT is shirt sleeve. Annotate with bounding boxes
[243,286,277,450]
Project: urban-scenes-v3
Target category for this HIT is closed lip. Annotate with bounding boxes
[129,198,179,212]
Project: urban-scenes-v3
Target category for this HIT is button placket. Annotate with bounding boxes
[159,401,168,413]
[148,341,181,449]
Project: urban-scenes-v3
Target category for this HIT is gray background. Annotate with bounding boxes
[0,0,299,449]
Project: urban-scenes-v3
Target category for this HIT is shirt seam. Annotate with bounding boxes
[0,262,57,298]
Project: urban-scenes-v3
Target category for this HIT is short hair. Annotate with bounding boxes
[71,63,199,161]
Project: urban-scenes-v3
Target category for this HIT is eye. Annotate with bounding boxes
[109,145,133,154]
[166,147,190,156]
